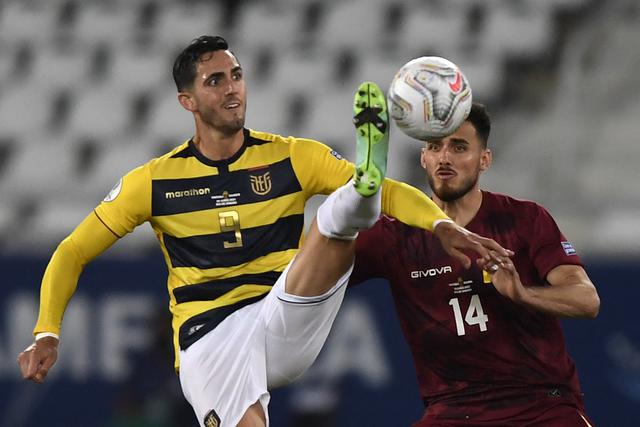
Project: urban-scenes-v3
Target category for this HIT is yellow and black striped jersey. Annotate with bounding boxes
[95,129,356,364]
[36,128,449,369]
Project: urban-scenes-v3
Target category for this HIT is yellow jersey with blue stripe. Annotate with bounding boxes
[37,128,449,369]
[94,129,355,360]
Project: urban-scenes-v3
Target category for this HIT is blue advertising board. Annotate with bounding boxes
[0,255,638,426]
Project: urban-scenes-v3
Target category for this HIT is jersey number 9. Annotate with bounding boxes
[219,211,243,248]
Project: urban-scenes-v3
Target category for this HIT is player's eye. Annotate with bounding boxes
[232,71,243,80]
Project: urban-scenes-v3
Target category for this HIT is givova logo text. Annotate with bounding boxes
[410,266,452,278]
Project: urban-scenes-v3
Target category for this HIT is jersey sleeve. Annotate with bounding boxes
[350,216,397,286]
[523,203,583,279]
[381,178,449,231]
[289,137,448,230]
[94,163,152,236]
[33,213,119,336]
[289,137,353,195]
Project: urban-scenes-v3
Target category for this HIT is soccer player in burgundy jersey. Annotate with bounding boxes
[350,103,600,426]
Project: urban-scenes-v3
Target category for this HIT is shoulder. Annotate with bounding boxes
[246,129,323,147]
[269,132,345,162]
[483,191,550,217]
[246,129,280,146]
[246,129,329,153]
[145,139,191,170]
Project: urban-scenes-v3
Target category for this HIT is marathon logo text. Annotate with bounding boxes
[165,187,211,199]
[410,266,453,278]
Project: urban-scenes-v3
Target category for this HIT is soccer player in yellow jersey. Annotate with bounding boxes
[17,36,508,427]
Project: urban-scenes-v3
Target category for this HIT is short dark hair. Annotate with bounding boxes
[172,35,231,91]
[466,102,491,148]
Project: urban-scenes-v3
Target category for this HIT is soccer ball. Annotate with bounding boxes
[387,56,472,140]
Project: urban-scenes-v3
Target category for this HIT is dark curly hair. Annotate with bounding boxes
[172,35,234,91]
[467,102,491,148]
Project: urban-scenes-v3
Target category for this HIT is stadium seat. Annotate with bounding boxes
[75,137,157,202]
[153,2,219,50]
[318,0,383,52]
[269,51,334,96]
[233,1,300,50]
[456,52,504,103]
[0,86,53,136]
[245,84,287,136]
[0,136,79,203]
[0,1,60,45]
[66,87,136,140]
[28,44,92,91]
[395,2,466,58]
[303,88,355,155]
[482,1,553,58]
[146,90,194,143]
[73,2,137,49]
[109,46,173,93]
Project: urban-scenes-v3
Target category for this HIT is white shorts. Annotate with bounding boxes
[178,258,352,427]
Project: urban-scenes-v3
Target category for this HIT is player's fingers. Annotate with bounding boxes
[475,235,511,257]
[459,234,490,261]
[25,350,43,378]
[37,353,57,383]
[477,250,508,273]
[24,351,41,379]
[34,368,48,383]
[500,258,517,273]
[16,352,30,378]
[40,353,57,371]
[477,258,500,273]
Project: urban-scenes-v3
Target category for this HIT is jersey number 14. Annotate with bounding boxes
[448,294,488,336]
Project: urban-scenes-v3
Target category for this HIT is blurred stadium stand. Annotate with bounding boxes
[0,0,638,258]
[0,0,639,426]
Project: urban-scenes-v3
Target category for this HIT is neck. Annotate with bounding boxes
[433,187,483,228]
[192,121,244,161]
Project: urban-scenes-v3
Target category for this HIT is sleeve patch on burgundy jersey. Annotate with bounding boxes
[561,241,577,255]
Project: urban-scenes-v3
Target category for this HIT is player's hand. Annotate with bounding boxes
[434,221,512,269]
[479,253,526,302]
[17,336,59,384]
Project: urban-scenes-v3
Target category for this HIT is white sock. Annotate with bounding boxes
[316,181,381,240]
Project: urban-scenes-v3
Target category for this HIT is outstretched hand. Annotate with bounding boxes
[17,336,59,384]
[478,252,526,302]
[433,220,512,269]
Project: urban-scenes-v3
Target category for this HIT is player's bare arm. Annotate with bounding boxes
[379,180,512,269]
[487,257,600,318]
[434,220,512,269]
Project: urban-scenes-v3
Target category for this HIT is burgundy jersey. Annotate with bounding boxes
[351,191,586,423]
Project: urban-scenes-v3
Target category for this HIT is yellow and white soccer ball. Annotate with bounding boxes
[387,56,472,140]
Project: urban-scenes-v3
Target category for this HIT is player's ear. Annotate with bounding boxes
[420,147,428,169]
[480,148,492,171]
[178,92,196,112]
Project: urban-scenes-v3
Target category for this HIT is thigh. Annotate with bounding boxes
[179,302,271,427]
[263,258,352,388]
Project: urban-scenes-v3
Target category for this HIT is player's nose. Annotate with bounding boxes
[438,147,452,163]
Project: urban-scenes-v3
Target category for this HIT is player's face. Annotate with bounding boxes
[182,50,247,135]
[421,121,491,202]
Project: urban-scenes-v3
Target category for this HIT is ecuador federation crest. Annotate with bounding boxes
[203,408,220,427]
[250,171,272,195]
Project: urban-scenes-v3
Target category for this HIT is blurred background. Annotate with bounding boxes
[0,0,638,425]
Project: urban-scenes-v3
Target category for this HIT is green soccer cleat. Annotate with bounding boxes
[352,81,389,197]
